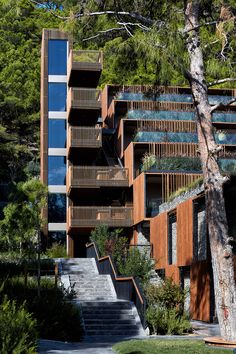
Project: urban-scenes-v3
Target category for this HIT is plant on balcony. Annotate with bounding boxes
[167,176,203,202]
[141,153,157,172]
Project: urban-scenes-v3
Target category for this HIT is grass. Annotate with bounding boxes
[113,339,232,354]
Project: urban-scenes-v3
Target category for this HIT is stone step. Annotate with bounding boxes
[85,319,136,325]
[84,323,138,329]
[85,329,140,336]
[82,313,134,320]
[81,301,131,308]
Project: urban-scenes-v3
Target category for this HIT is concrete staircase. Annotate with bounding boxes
[61,258,144,338]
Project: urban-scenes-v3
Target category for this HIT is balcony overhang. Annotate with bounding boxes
[68,50,103,88]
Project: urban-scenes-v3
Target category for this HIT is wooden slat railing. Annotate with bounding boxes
[67,87,101,110]
[67,166,129,190]
[68,206,133,228]
[68,126,102,149]
[86,242,147,329]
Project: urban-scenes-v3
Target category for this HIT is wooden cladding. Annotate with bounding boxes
[137,120,196,133]
[68,206,133,229]
[162,173,202,202]
[67,166,129,192]
[149,142,199,158]
[68,126,102,149]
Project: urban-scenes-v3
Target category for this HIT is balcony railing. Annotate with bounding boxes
[68,126,102,149]
[68,50,103,71]
[68,206,133,228]
[67,87,101,112]
[67,166,129,191]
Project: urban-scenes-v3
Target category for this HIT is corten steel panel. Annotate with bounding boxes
[190,260,211,322]
[165,265,180,283]
[133,173,145,225]
[177,198,194,266]
[67,234,74,257]
[150,212,168,269]
[130,229,138,246]
[124,143,134,186]
[116,119,123,158]
[101,85,108,124]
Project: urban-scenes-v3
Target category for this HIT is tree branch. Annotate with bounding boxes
[182,20,218,33]
[208,78,236,87]
[82,27,126,42]
[211,98,236,112]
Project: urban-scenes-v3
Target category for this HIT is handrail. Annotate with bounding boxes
[86,242,147,328]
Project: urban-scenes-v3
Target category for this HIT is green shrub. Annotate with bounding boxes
[1,277,84,342]
[0,296,37,354]
[90,224,110,256]
[118,248,154,285]
[44,243,68,258]
[0,259,54,278]
[145,306,191,335]
[145,278,191,335]
[145,278,186,310]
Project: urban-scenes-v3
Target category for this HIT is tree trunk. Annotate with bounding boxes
[184,0,236,341]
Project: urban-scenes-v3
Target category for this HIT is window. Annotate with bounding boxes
[48,193,66,223]
[168,212,177,265]
[48,83,67,111]
[48,156,66,185]
[193,198,207,261]
[156,268,165,280]
[48,231,66,245]
[48,119,66,148]
[48,40,67,75]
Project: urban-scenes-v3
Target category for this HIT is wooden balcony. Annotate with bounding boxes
[67,126,102,156]
[67,166,129,194]
[68,206,133,230]
[67,88,101,124]
[68,50,103,88]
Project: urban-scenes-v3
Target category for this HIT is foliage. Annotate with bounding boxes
[118,248,154,285]
[113,339,230,354]
[0,258,54,278]
[0,296,37,354]
[0,276,84,342]
[0,179,47,258]
[44,243,68,258]
[146,307,191,335]
[145,278,191,335]
[90,224,110,256]
[141,154,202,173]
[167,177,203,202]
[145,278,187,310]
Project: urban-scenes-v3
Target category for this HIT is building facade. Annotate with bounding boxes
[41,29,236,320]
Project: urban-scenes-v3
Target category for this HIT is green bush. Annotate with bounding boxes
[44,243,68,258]
[0,258,54,278]
[0,296,37,354]
[145,278,186,310]
[145,278,191,335]
[118,248,154,285]
[90,224,110,256]
[146,306,191,335]
[1,277,84,342]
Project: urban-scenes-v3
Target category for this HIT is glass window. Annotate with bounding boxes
[48,83,67,111]
[168,213,177,265]
[48,120,66,148]
[48,40,67,75]
[48,156,66,185]
[48,231,66,245]
[48,193,66,223]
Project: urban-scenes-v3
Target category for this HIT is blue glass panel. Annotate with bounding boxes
[48,83,67,111]
[208,95,234,105]
[48,156,66,185]
[134,131,198,143]
[219,159,236,174]
[215,133,236,145]
[48,193,66,223]
[213,113,236,123]
[48,120,66,148]
[128,109,195,121]
[48,231,66,245]
[48,40,67,75]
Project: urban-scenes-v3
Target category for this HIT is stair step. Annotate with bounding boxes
[85,319,136,325]
[85,330,140,335]
[83,313,134,320]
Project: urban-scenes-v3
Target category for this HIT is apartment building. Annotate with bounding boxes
[41,29,236,320]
